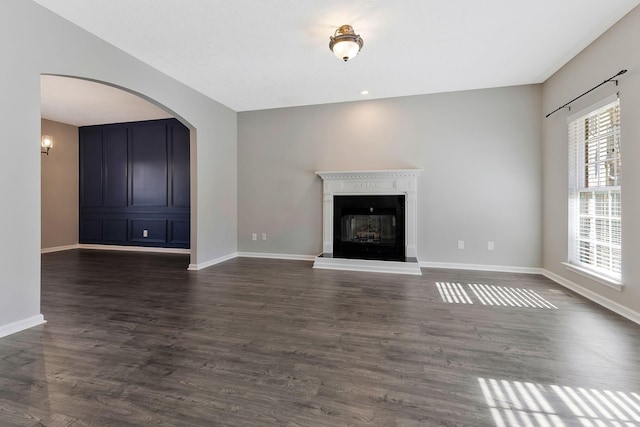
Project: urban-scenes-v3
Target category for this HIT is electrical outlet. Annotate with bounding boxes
[457,240,464,250]
[262,233,267,241]
[143,229,148,238]
[488,241,495,251]
[252,233,257,241]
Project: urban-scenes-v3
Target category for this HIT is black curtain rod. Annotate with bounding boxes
[545,69,627,118]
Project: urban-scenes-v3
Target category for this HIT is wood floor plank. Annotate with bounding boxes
[0,250,638,425]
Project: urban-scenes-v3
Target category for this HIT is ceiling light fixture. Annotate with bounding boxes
[329,25,363,62]
[360,90,369,95]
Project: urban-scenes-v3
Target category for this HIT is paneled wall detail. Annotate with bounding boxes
[79,118,190,249]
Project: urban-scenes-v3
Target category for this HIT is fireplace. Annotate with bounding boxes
[313,169,422,275]
[333,195,405,261]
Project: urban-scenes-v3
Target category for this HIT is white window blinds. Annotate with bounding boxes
[568,98,621,281]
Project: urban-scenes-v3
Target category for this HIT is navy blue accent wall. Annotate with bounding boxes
[79,118,190,249]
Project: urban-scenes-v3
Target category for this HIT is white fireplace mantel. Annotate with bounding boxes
[313,169,422,275]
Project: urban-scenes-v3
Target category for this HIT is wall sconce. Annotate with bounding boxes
[41,135,53,155]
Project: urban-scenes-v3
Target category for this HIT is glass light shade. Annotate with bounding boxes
[329,25,363,62]
[41,135,53,149]
[332,40,361,61]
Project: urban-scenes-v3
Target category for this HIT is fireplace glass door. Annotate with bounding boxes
[333,195,405,261]
[341,214,396,245]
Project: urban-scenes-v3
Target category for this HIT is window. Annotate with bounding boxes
[568,97,621,283]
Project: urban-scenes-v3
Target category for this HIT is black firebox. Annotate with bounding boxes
[333,195,405,261]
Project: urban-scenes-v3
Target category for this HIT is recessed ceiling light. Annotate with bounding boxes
[360,90,369,95]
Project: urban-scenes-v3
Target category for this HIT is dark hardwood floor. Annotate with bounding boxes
[1,250,639,426]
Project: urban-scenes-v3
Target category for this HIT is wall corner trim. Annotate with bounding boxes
[187,252,238,271]
[420,261,542,275]
[542,269,640,326]
[0,315,46,339]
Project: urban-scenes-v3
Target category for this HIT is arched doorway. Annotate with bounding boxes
[40,74,197,264]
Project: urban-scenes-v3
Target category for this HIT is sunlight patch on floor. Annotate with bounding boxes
[436,282,558,309]
[469,284,557,309]
[479,377,565,427]
[551,385,640,426]
[436,282,473,304]
[479,377,640,427]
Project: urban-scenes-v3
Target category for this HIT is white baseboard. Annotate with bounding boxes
[41,244,81,254]
[542,269,640,326]
[0,314,46,339]
[239,256,535,276]
[78,244,190,255]
[238,252,316,262]
[420,261,542,275]
[187,252,238,270]
[42,244,190,255]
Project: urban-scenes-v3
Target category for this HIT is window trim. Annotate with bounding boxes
[566,94,622,286]
[566,94,619,123]
[562,262,623,292]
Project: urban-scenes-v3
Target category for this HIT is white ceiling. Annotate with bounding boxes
[35,0,639,123]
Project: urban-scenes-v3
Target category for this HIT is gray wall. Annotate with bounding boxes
[542,7,640,313]
[238,85,542,268]
[41,119,79,250]
[0,0,237,332]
